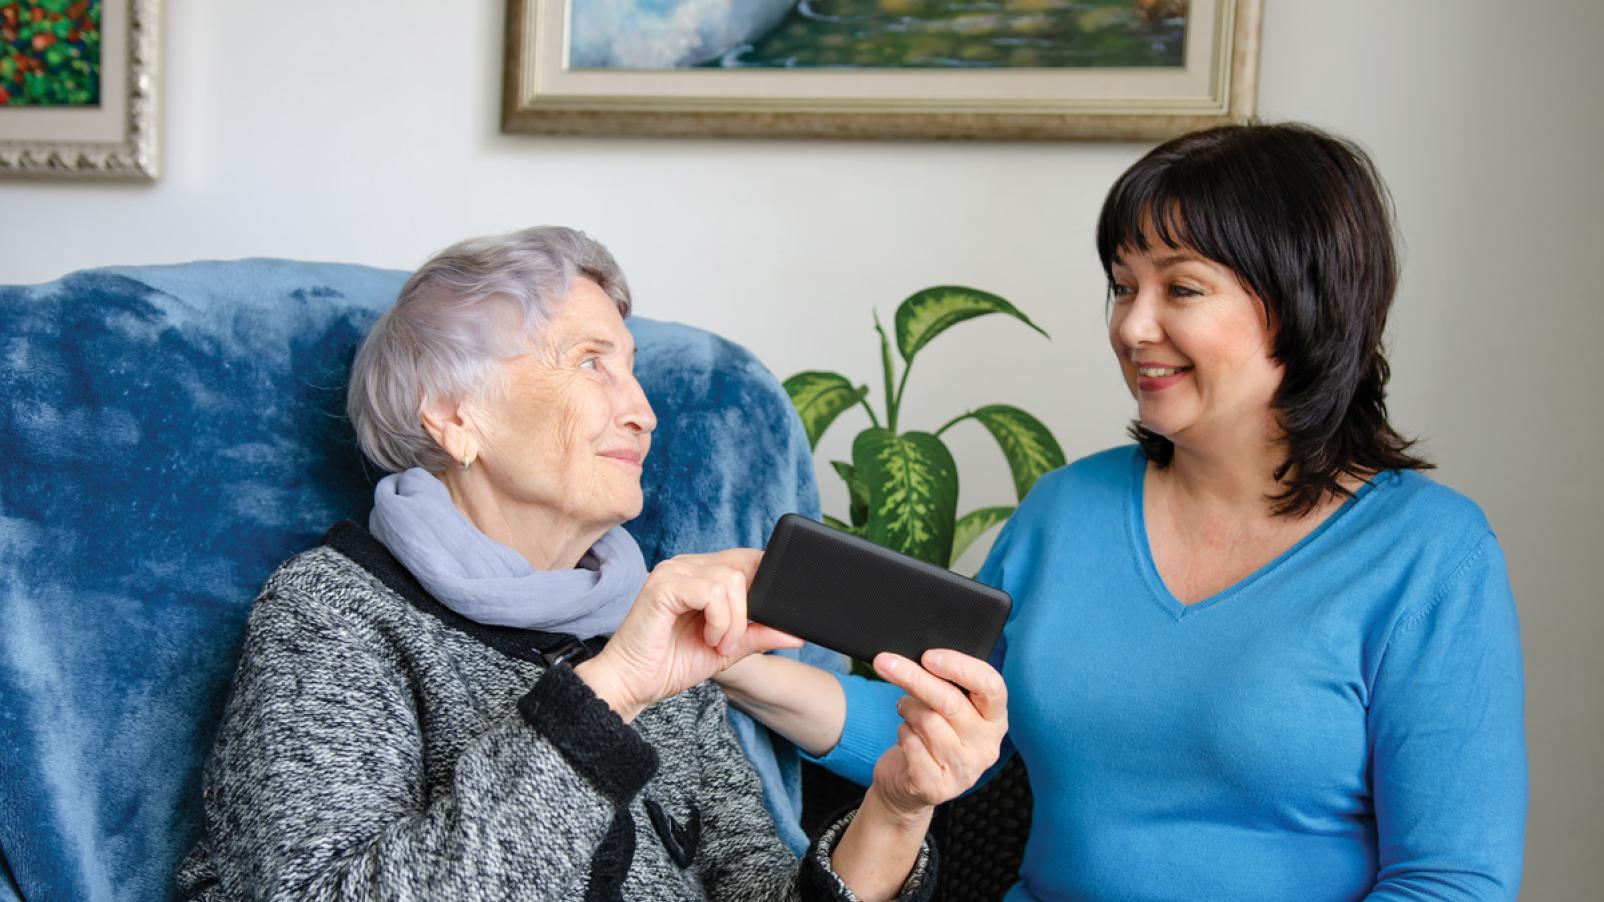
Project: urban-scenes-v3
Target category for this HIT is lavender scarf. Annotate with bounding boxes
[368,468,646,639]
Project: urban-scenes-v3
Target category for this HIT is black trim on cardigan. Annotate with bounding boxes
[517,663,659,806]
[324,520,651,898]
[518,664,658,901]
[585,808,637,902]
[797,806,939,902]
[645,799,702,869]
[321,519,608,666]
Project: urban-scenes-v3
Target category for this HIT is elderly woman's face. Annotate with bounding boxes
[474,277,656,530]
[1107,240,1283,450]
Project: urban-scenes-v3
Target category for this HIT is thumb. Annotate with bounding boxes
[728,624,804,660]
[715,547,764,584]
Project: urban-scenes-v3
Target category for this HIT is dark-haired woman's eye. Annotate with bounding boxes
[1169,283,1202,299]
[1109,283,1135,300]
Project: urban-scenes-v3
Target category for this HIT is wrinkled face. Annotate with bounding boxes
[1107,238,1283,452]
[474,277,656,531]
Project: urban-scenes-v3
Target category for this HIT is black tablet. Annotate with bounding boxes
[748,513,1011,665]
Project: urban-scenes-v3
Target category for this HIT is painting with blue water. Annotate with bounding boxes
[568,0,1187,70]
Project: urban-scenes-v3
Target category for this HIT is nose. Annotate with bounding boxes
[1113,288,1163,352]
[617,367,657,436]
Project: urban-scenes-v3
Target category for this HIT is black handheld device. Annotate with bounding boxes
[747,513,1011,665]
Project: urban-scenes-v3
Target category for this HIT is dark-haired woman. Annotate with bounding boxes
[714,123,1527,900]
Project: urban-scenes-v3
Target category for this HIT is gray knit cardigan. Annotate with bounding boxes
[176,522,935,901]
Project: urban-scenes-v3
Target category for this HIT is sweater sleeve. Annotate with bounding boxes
[1365,532,1527,899]
[690,685,935,902]
[805,673,907,788]
[200,587,657,901]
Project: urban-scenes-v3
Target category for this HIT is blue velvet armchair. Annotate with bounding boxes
[0,260,833,901]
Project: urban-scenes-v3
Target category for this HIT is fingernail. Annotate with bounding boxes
[880,655,901,675]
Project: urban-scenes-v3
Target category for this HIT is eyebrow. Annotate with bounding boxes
[1154,252,1206,268]
[559,336,617,353]
[558,336,639,361]
[1111,250,1207,271]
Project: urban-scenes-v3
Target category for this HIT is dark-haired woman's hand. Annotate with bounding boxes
[866,649,1009,818]
[827,648,1009,896]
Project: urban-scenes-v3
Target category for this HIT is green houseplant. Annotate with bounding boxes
[783,286,1066,572]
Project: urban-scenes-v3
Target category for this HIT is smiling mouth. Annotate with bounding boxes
[1137,366,1192,378]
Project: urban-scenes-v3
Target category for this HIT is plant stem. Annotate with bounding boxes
[934,410,973,437]
[859,397,881,429]
[874,312,898,433]
[893,361,914,430]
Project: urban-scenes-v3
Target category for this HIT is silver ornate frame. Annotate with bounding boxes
[0,0,160,179]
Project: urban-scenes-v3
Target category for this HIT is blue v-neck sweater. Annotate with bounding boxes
[813,446,1526,900]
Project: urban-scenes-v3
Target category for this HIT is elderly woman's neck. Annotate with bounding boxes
[439,471,610,572]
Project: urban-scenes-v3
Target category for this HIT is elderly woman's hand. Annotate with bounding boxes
[574,549,802,722]
[866,649,1009,819]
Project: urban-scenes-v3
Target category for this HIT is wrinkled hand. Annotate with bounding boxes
[577,549,802,721]
[867,650,1008,820]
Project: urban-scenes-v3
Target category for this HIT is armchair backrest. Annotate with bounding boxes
[0,260,819,901]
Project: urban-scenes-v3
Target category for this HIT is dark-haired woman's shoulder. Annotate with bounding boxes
[984,445,1141,560]
[1361,468,1498,568]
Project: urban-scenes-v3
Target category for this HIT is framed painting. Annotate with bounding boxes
[504,0,1261,140]
[0,0,160,179]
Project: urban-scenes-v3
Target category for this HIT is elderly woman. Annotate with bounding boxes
[175,227,1007,900]
[717,123,1528,899]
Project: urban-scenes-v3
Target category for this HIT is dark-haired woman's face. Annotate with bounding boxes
[1108,242,1283,453]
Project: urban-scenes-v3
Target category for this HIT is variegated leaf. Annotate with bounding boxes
[853,428,958,567]
[971,404,1066,501]
[783,371,867,449]
[831,460,870,528]
[821,514,869,539]
[951,506,1015,567]
[894,286,1048,364]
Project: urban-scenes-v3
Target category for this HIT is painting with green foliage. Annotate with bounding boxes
[570,0,1187,70]
[0,0,101,106]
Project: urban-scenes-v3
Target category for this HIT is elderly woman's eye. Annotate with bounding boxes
[579,357,600,371]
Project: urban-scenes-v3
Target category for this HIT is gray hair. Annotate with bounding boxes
[347,225,632,473]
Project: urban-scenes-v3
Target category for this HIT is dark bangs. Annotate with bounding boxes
[1095,123,1431,517]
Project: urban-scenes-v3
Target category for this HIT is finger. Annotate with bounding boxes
[721,547,763,584]
[699,581,731,649]
[874,652,970,721]
[693,548,762,583]
[897,696,966,765]
[896,728,942,804]
[728,624,804,661]
[717,567,749,656]
[920,649,1008,724]
[651,557,693,584]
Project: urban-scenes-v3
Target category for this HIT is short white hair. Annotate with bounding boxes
[347,225,631,473]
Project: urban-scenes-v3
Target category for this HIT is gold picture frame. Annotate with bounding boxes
[504,0,1261,141]
[0,0,161,179]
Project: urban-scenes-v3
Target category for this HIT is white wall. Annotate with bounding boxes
[4,1,1600,896]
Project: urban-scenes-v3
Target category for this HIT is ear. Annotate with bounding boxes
[419,394,483,469]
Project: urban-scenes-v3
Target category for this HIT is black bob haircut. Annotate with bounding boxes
[1096,122,1430,517]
